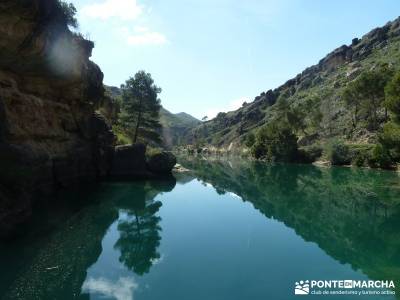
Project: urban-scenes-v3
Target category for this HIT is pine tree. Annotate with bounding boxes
[120,71,162,144]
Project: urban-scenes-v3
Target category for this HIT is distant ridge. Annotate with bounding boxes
[189,17,400,147]
[160,108,200,148]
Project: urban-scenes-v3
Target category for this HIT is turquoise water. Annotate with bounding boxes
[1,159,400,299]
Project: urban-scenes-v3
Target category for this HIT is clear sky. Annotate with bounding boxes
[71,0,400,119]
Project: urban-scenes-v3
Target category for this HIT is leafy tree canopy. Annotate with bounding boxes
[342,66,393,130]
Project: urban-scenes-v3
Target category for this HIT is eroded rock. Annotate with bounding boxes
[109,144,148,178]
[147,151,177,175]
[0,0,115,236]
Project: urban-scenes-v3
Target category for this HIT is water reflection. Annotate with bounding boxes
[82,276,138,300]
[115,192,162,275]
[1,158,400,299]
[178,157,400,292]
[0,179,175,300]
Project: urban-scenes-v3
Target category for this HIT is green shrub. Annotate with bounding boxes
[116,133,131,145]
[379,121,400,162]
[251,142,267,159]
[327,140,351,165]
[385,70,400,123]
[349,144,374,167]
[251,121,298,162]
[58,1,78,28]
[297,145,323,163]
[244,132,256,148]
[113,125,132,145]
[146,146,162,159]
[352,153,367,167]
[368,144,393,169]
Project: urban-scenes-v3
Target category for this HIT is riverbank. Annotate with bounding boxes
[174,143,400,171]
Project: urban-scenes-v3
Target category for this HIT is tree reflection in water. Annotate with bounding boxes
[114,179,175,276]
[115,198,162,275]
[0,179,176,299]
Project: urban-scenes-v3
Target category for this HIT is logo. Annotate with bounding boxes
[294,279,396,296]
[295,280,310,295]
[344,280,353,289]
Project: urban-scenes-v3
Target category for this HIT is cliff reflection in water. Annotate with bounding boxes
[0,179,175,300]
[1,158,400,299]
[178,157,400,286]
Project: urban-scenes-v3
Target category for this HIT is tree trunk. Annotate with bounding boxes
[135,211,141,235]
[133,99,142,143]
[354,104,358,129]
[371,96,378,130]
[373,107,378,130]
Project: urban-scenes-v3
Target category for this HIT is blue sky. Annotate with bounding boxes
[71,0,400,119]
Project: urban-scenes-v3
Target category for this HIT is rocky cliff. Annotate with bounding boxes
[0,0,115,236]
[191,17,400,147]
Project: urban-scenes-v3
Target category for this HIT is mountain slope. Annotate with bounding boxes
[190,17,400,148]
[160,108,200,148]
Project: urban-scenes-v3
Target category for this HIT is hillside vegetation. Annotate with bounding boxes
[102,85,200,148]
[188,17,400,167]
[159,108,200,149]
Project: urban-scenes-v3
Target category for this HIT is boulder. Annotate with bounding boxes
[109,144,147,178]
[147,151,177,175]
[346,67,361,80]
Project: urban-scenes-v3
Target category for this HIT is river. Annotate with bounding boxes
[1,158,400,300]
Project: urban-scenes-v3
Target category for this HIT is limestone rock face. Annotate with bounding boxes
[0,0,115,236]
